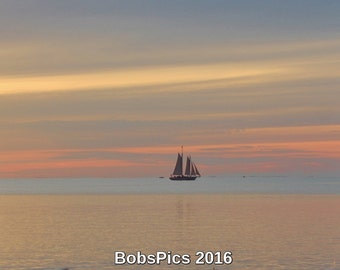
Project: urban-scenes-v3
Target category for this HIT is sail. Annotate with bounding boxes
[192,162,200,176]
[172,153,183,175]
[190,162,195,175]
[185,156,191,175]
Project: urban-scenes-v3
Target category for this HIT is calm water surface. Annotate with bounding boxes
[0,193,339,270]
[1,176,339,194]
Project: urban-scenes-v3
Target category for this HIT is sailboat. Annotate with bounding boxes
[170,147,201,181]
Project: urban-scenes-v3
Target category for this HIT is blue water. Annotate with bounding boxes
[1,176,339,194]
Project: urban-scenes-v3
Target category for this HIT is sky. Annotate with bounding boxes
[0,0,340,178]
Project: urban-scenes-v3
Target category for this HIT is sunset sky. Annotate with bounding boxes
[1,0,340,178]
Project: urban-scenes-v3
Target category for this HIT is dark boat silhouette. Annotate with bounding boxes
[169,146,201,181]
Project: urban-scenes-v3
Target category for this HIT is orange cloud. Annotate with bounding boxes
[0,149,144,177]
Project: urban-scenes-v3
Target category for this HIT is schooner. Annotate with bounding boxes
[170,146,201,181]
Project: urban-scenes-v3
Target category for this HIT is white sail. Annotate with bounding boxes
[172,153,183,175]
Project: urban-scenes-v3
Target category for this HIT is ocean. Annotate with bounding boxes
[0,176,339,270]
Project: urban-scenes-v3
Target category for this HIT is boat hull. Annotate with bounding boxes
[169,175,197,181]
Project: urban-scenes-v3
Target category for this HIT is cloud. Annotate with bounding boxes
[0,62,287,95]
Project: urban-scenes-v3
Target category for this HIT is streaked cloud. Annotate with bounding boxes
[0,63,286,95]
